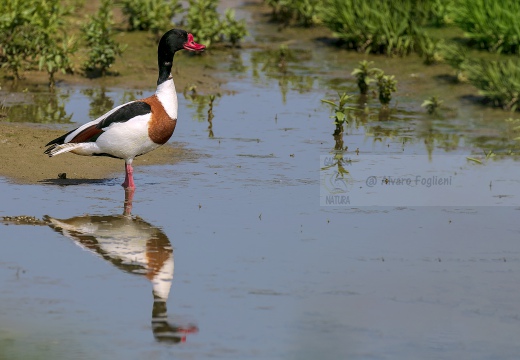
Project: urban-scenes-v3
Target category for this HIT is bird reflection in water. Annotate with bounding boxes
[44,189,197,343]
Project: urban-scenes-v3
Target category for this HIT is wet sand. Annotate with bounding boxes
[0,122,194,185]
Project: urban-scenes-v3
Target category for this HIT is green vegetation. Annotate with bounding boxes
[321,92,354,136]
[376,73,397,106]
[82,0,126,77]
[186,0,221,47]
[0,0,35,79]
[453,0,520,54]
[427,0,455,27]
[0,0,249,86]
[308,0,520,111]
[506,118,520,142]
[462,59,520,111]
[121,0,181,39]
[265,0,323,27]
[422,96,443,114]
[319,0,430,55]
[437,42,468,81]
[187,0,248,47]
[222,9,249,47]
[351,61,381,95]
[1,0,520,117]
[0,0,77,87]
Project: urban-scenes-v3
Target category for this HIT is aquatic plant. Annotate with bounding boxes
[376,73,397,106]
[421,96,443,114]
[121,0,181,39]
[453,0,520,54]
[82,0,126,77]
[351,60,381,95]
[321,92,354,136]
[462,59,520,111]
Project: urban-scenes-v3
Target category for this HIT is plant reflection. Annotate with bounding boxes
[251,45,314,103]
[81,88,114,119]
[42,190,197,344]
[184,86,220,138]
[5,89,73,123]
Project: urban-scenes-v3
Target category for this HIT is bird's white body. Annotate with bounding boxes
[50,78,178,162]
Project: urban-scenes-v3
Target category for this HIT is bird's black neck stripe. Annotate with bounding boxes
[157,63,172,86]
[157,50,174,85]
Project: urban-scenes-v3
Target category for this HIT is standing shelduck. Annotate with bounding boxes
[44,29,206,189]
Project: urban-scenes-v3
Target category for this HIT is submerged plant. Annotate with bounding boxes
[351,60,381,95]
[376,73,397,106]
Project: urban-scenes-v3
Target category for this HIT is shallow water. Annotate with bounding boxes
[2,5,520,360]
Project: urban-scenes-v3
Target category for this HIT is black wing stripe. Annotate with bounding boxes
[97,101,152,129]
[45,128,77,146]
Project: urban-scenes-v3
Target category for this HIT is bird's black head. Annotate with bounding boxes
[157,29,206,85]
[158,29,205,62]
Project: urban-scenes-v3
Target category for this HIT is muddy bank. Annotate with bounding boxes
[0,122,195,185]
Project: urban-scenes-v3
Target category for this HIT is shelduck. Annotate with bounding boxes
[44,29,206,189]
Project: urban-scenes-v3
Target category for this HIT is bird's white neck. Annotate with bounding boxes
[156,76,178,119]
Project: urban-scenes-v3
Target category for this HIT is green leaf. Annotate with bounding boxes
[466,157,483,164]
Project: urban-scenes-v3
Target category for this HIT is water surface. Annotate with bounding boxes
[1,5,520,359]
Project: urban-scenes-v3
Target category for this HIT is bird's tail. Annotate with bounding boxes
[44,143,83,157]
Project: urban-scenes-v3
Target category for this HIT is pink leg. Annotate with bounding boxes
[122,162,136,189]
